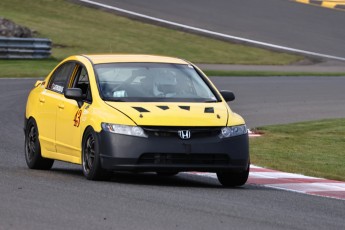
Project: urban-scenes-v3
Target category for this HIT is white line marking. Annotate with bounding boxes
[249,172,316,179]
[185,165,345,200]
[266,183,345,192]
[78,0,345,61]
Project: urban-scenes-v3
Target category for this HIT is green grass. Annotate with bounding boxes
[250,118,345,181]
[0,59,57,78]
[0,0,302,78]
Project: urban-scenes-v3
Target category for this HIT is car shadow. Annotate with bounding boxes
[109,171,223,188]
[50,167,258,190]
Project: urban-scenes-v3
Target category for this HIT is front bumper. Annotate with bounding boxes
[98,129,249,173]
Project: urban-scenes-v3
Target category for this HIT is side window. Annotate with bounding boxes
[48,62,76,94]
[71,65,92,102]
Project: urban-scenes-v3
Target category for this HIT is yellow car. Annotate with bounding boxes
[24,54,249,186]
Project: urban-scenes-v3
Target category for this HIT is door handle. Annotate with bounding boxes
[58,104,65,109]
[39,98,45,103]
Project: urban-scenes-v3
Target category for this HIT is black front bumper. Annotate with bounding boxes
[98,130,249,173]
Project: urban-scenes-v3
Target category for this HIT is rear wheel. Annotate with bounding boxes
[25,119,54,170]
[82,127,109,180]
[217,164,249,187]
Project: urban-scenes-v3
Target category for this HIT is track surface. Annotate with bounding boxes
[1,78,345,229]
[85,0,345,59]
[2,1,345,229]
[213,76,345,127]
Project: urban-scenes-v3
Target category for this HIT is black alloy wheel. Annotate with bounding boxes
[83,133,95,175]
[82,127,109,180]
[25,119,54,170]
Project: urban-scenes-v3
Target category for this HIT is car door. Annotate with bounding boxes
[55,64,92,162]
[38,62,76,154]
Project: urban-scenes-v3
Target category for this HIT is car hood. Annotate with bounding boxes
[105,102,230,126]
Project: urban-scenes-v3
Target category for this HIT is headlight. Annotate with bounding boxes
[101,123,147,138]
[219,125,247,138]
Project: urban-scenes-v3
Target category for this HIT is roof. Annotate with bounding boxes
[82,54,189,65]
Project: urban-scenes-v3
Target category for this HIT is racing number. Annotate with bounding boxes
[74,109,82,127]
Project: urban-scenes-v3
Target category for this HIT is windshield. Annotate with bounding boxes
[94,63,219,102]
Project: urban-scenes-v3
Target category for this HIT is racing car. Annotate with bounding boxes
[24,54,249,187]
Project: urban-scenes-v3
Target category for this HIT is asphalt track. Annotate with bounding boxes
[1,78,345,229]
[2,1,345,229]
[79,0,345,59]
[212,76,345,127]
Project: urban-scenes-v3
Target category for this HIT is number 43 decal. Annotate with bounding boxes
[74,109,82,127]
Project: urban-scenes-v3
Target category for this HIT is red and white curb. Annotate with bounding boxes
[248,165,345,200]
[248,129,262,137]
[187,165,345,200]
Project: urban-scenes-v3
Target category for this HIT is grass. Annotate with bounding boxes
[0,0,302,78]
[250,118,345,181]
[0,59,57,78]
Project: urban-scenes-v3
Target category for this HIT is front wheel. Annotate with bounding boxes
[82,127,109,180]
[24,119,54,170]
[217,164,250,187]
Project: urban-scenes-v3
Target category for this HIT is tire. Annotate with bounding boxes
[24,118,54,170]
[82,127,109,181]
[156,171,179,177]
[217,164,250,187]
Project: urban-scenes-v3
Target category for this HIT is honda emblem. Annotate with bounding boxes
[178,130,191,139]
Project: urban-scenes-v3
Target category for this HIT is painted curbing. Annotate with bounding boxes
[295,0,345,11]
[187,165,345,200]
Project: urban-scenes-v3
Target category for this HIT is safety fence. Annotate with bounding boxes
[0,37,52,59]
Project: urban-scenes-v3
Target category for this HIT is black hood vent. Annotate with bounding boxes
[179,106,190,111]
[204,107,214,113]
[132,107,150,113]
[157,105,169,110]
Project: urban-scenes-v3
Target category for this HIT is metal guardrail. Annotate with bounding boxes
[0,37,52,59]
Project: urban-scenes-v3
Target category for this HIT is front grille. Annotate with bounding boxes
[138,153,229,165]
[142,126,221,138]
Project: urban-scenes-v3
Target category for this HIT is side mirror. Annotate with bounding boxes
[220,90,235,102]
[64,88,85,108]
